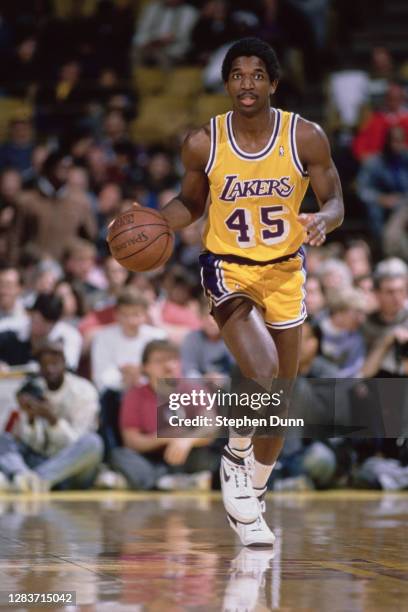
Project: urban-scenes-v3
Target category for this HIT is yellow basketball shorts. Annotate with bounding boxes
[199,248,307,330]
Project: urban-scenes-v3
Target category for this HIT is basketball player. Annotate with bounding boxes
[160,38,344,546]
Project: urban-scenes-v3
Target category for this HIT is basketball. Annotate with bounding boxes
[107,207,174,272]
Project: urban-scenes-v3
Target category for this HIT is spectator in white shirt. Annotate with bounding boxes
[91,286,166,457]
[91,286,166,393]
[0,340,103,492]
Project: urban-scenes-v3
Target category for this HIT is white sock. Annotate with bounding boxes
[253,460,275,494]
[228,437,253,458]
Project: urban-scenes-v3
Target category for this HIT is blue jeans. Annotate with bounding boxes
[0,432,104,490]
[109,445,220,490]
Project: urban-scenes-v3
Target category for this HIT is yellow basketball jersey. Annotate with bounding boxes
[203,108,310,262]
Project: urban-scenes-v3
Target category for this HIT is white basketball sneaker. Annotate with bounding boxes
[227,497,275,547]
[220,445,258,524]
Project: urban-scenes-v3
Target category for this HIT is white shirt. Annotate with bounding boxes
[16,372,99,456]
[0,316,82,371]
[329,70,369,127]
[91,323,167,392]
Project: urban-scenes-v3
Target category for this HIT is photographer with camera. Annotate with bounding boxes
[362,258,408,378]
[0,340,103,492]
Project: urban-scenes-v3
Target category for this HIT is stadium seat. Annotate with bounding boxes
[166,67,204,98]
[132,67,165,96]
[130,95,192,145]
[53,0,97,17]
[192,94,231,126]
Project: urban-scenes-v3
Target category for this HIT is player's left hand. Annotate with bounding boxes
[298,213,327,246]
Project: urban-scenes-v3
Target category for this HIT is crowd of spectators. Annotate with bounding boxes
[0,0,408,494]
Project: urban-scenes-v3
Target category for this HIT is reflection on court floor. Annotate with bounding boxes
[0,491,407,610]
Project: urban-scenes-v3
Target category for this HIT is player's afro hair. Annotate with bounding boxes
[222,38,281,83]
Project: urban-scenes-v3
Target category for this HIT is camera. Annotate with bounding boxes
[17,379,46,401]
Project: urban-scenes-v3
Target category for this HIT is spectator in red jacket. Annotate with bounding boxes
[353,83,408,161]
[110,339,218,490]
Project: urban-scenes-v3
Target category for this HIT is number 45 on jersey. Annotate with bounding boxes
[225,205,289,247]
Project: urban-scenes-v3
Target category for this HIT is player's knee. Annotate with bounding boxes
[242,353,279,381]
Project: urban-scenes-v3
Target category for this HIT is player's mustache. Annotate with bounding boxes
[238,92,258,99]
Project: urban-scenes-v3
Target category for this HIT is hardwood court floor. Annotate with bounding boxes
[0,491,407,611]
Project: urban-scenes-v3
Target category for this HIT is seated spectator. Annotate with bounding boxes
[304,245,326,274]
[318,287,366,377]
[0,168,27,265]
[318,258,353,293]
[79,256,129,351]
[133,0,198,67]
[0,340,102,492]
[16,150,97,260]
[54,280,86,328]
[0,115,35,176]
[354,273,378,314]
[299,318,340,379]
[152,267,201,344]
[90,67,137,121]
[352,82,408,162]
[62,128,95,167]
[142,149,179,210]
[362,258,408,377]
[97,256,130,310]
[181,299,233,380]
[91,287,166,393]
[35,59,90,136]
[110,339,218,490]
[173,220,203,275]
[23,258,63,306]
[356,126,408,239]
[22,143,50,188]
[100,110,132,159]
[0,293,82,371]
[61,164,95,210]
[0,265,26,325]
[304,274,326,322]
[344,240,372,280]
[86,145,112,192]
[63,239,105,311]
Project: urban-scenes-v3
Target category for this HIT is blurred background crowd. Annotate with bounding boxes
[0,0,408,495]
